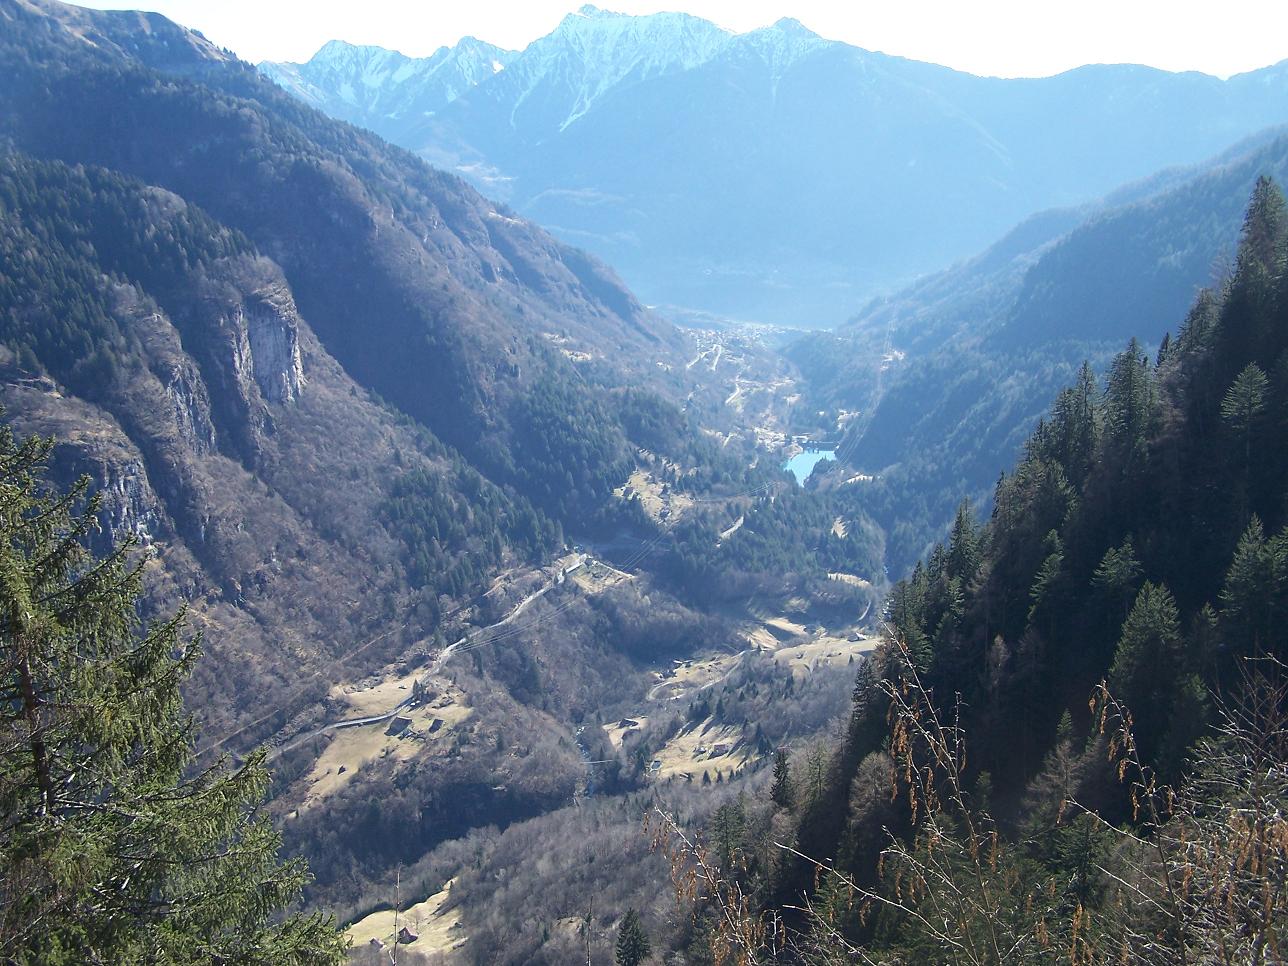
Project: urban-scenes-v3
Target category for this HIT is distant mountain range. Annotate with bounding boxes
[260,37,514,135]
[262,5,1288,326]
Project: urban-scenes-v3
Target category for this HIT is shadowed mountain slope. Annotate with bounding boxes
[790,126,1288,572]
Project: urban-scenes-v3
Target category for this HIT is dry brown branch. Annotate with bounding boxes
[647,805,780,966]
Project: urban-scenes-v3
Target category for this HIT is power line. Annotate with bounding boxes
[193,570,510,759]
[194,475,781,758]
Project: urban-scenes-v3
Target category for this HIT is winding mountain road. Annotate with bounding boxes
[268,565,573,760]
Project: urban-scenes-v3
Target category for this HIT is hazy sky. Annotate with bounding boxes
[76,0,1288,78]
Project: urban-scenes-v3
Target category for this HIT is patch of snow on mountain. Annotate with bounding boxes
[259,37,517,123]
[733,18,831,82]
[502,5,732,130]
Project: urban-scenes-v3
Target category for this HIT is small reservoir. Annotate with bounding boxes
[782,449,835,486]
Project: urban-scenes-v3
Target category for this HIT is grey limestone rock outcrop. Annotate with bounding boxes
[162,359,218,455]
[94,455,161,546]
[0,382,167,550]
[241,286,305,405]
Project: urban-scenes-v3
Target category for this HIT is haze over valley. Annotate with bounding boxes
[2,1,1287,962]
[263,7,1288,327]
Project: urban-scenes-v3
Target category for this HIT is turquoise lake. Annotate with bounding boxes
[782,449,835,486]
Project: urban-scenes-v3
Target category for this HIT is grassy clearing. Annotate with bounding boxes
[827,571,872,589]
[652,718,754,781]
[346,877,466,955]
[647,652,743,702]
[614,467,694,523]
[331,666,424,717]
[742,625,779,652]
[570,557,631,595]
[772,635,878,676]
[299,687,473,808]
[762,616,809,640]
[605,715,649,749]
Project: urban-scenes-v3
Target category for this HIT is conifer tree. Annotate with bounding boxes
[0,426,344,962]
[770,749,794,811]
[844,659,883,761]
[1175,287,1220,358]
[1220,516,1287,659]
[1220,176,1287,374]
[1042,361,1099,484]
[1108,581,1184,752]
[1027,530,1066,631]
[1091,537,1143,626]
[614,908,650,966]
[1221,362,1269,521]
[945,499,981,582]
[710,798,746,870]
[1103,337,1156,474]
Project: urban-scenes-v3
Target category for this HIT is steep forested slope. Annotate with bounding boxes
[793,127,1288,574]
[0,151,564,744]
[0,0,694,533]
[701,179,1288,962]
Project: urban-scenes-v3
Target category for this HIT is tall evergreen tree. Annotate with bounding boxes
[1219,176,1287,374]
[945,499,981,583]
[0,426,344,962]
[1219,516,1288,660]
[1221,362,1270,522]
[844,659,884,763]
[614,908,651,966]
[770,749,795,811]
[1175,287,1221,358]
[1103,337,1156,475]
[1108,581,1184,753]
[1041,361,1099,485]
[1091,537,1143,627]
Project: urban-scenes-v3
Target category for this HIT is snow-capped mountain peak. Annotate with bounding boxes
[260,36,516,126]
[733,17,832,75]
[506,7,731,129]
[260,9,844,141]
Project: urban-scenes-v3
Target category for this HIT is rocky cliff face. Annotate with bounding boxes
[0,378,165,550]
[96,457,159,545]
[161,358,218,456]
[156,259,309,463]
[0,0,689,492]
[243,287,304,404]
